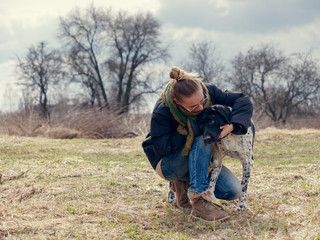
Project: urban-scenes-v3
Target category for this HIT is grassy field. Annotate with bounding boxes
[0,128,319,240]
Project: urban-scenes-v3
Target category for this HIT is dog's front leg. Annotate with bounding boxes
[207,143,223,195]
[207,166,222,196]
[168,182,175,204]
[237,156,254,211]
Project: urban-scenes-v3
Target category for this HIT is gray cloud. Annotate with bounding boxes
[156,0,320,33]
[0,17,59,64]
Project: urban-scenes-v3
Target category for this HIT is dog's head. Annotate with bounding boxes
[198,105,231,144]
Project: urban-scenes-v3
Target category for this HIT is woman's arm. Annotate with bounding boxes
[207,84,253,134]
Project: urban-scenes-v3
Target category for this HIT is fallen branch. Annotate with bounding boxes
[3,169,30,182]
[58,174,82,179]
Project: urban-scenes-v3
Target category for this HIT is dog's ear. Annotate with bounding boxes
[212,105,231,124]
[198,107,212,121]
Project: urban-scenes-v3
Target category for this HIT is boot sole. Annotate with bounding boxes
[177,206,192,212]
[176,203,192,211]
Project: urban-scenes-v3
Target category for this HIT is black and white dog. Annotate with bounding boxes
[168,105,255,211]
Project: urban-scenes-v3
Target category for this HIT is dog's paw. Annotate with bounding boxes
[168,189,175,204]
[236,204,246,211]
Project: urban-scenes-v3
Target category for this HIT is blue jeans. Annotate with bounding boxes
[161,135,241,200]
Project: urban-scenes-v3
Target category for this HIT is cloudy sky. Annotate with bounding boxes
[1,0,320,111]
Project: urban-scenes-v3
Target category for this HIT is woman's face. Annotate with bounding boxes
[174,87,207,113]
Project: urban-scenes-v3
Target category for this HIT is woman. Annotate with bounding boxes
[142,66,253,222]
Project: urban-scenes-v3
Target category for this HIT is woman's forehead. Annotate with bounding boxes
[182,88,203,105]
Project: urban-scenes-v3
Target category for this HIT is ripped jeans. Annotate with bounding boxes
[161,135,241,200]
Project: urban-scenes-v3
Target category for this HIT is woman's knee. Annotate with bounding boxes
[226,183,242,200]
[214,165,242,200]
[156,160,166,180]
[215,182,241,200]
[160,157,189,181]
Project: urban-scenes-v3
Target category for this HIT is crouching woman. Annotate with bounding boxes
[142,66,253,222]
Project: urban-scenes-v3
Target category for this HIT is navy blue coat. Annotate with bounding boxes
[142,84,253,170]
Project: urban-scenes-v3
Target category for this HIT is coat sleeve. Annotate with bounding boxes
[208,84,253,134]
[150,105,186,159]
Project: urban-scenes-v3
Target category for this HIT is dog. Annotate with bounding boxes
[168,104,255,211]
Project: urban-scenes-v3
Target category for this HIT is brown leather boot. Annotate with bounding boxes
[188,190,229,222]
[171,181,192,210]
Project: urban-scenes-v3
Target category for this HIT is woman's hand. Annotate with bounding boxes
[219,124,234,139]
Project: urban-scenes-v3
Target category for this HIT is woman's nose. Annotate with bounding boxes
[197,105,204,111]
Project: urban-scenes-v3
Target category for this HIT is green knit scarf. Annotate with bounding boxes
[161,79,212,156]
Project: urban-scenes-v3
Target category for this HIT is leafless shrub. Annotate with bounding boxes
[0,110,44,136]
[253,114,320,130]
[49,107,148,138]
[0,106,151,139]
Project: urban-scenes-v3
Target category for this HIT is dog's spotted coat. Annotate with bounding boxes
[208,126,254,211]
[168,125,254,211]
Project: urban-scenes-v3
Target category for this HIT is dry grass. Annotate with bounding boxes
[0,128,319,239]
[0,109,150,139]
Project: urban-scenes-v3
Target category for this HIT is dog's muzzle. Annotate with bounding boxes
[203,136,213,145]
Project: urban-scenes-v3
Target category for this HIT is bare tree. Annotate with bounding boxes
[278,52,320,120]
[230,44,286,122]
[59,4,110,108]
[16,41,64,118]
[106,11,168,113]
[229,44,320,123]
[59,5,168,112]
[183,41,224,84]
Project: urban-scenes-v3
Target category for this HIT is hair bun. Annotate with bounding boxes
[169,66,185,81]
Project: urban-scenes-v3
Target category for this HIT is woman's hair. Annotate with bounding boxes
[169,66,202,102]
